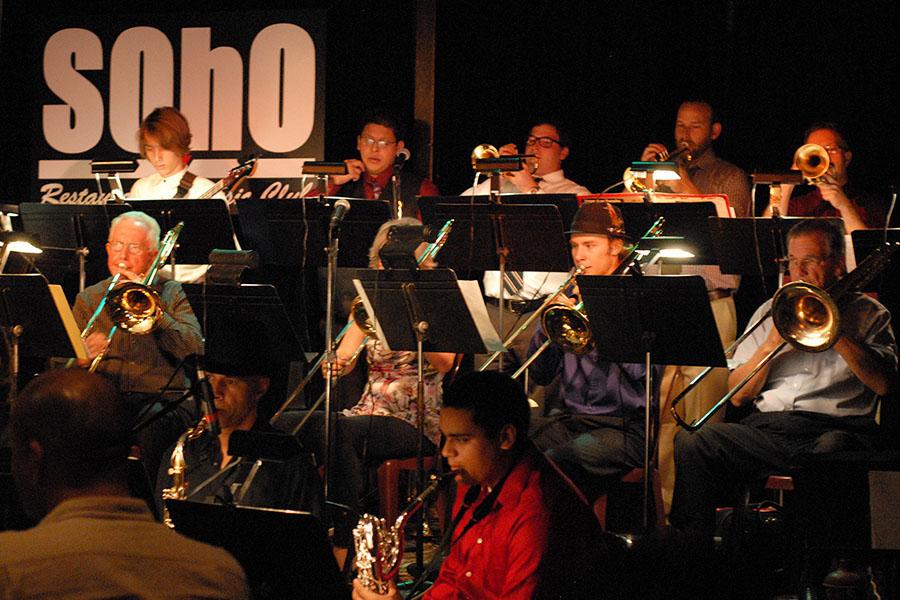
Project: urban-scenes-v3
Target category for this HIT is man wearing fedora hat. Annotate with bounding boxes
[524,201,662,501]
[155,323,321,514]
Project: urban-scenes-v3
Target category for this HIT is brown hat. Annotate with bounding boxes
[567,201,627,238]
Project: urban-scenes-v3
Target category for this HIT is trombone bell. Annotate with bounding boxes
[351,296,378,337]
[107,282,163,335]
[541,303,593,355]
[771,281,840,352]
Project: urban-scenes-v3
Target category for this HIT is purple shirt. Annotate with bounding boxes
[527,326,661,416]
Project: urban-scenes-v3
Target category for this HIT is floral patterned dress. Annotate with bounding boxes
[341,337,444,446]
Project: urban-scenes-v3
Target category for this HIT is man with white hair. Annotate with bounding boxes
[72,210,204,476]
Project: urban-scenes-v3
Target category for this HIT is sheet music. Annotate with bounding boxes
[458,279,504,353]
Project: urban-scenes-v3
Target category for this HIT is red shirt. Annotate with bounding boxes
[426,451,550,600]
[787,185,886,228]
[325,169,440,199]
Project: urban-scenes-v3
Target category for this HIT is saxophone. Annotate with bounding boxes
[161,418,209,528]
[353,472,452,593]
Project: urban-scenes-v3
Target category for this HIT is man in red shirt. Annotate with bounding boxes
[768,122,886,232]
[315,111,439,218]
[351,371,605,600]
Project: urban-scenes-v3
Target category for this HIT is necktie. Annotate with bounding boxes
[369,180,382,200]
[504,177,543,297]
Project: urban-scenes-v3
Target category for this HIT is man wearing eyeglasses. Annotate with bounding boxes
[72,211,203,477]
[462,122,591,197]
[320,112,439,209]
[670,218,897,538]
[463,122,591,378]
[768,122,886,232]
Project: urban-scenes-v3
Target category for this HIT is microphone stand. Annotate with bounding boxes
[322,218,341,508]
[400,280,429,574]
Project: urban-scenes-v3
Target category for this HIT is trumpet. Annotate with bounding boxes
[654,142,692,163]
[671,241,899,431]
[793,143,831,184]
[623,143,692,193]
[84,221,185,373]
[471,144,539,176]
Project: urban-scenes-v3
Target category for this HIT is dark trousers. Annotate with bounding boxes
[288,410,436,543]
[669,410,877,536]
[530,411,645,500]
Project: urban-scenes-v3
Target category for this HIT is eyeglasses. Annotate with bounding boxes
[785,255,832,270]
[108,241,149,255]
[823,145,847,156]
[358,136,397,149]
[525,135,561,149]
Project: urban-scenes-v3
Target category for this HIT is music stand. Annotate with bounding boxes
[418,193,580,238]
[415,199,568,372]
[181,282,302,363]
[708,216,847,278]
[165,500,348,599]
[19,203,133,293]
[354,267,502,569]
[0,274,87,401]
[578,274,726,531]
[598,199,721,265]
[235,197,390,268]
[127,199,239,277]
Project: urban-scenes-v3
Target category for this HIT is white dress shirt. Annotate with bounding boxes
[732,293,897,417]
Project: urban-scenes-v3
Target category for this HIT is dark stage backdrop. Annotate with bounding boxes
[1,0,897,210]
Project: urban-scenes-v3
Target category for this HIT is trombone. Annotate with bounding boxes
[84,222,185,373]
[671,242,899,431]
[509,216,665,379]
[270,218,455,424]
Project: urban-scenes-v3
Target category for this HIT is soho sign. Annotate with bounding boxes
[42,23,316,155]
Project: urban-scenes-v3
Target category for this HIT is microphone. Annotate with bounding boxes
[394,147,411,167]
[329,198,351,229]
[191,355,220,437]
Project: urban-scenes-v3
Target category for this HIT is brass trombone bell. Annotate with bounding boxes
[351,296,378,337]
[793,143,831,184]
[771,281,840,352]
[540,303,593,355]
[107,282,164,335]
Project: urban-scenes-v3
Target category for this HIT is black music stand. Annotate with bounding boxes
[19,203,133,293]
[165,500,348,599]
[355,267,502,570]
[0,274,87,401]
[235,197,390,268]
[578,274,726,531]
[127,199,239,266]
[708,216,847,279]
[604,200,720,265]
[418,193,580,238]
[415,199,568,372]
[181,282,302,362]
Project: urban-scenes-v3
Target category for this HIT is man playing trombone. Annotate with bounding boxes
[670,218,897,537]
[72,211,204,476]
[526,202,662,500]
